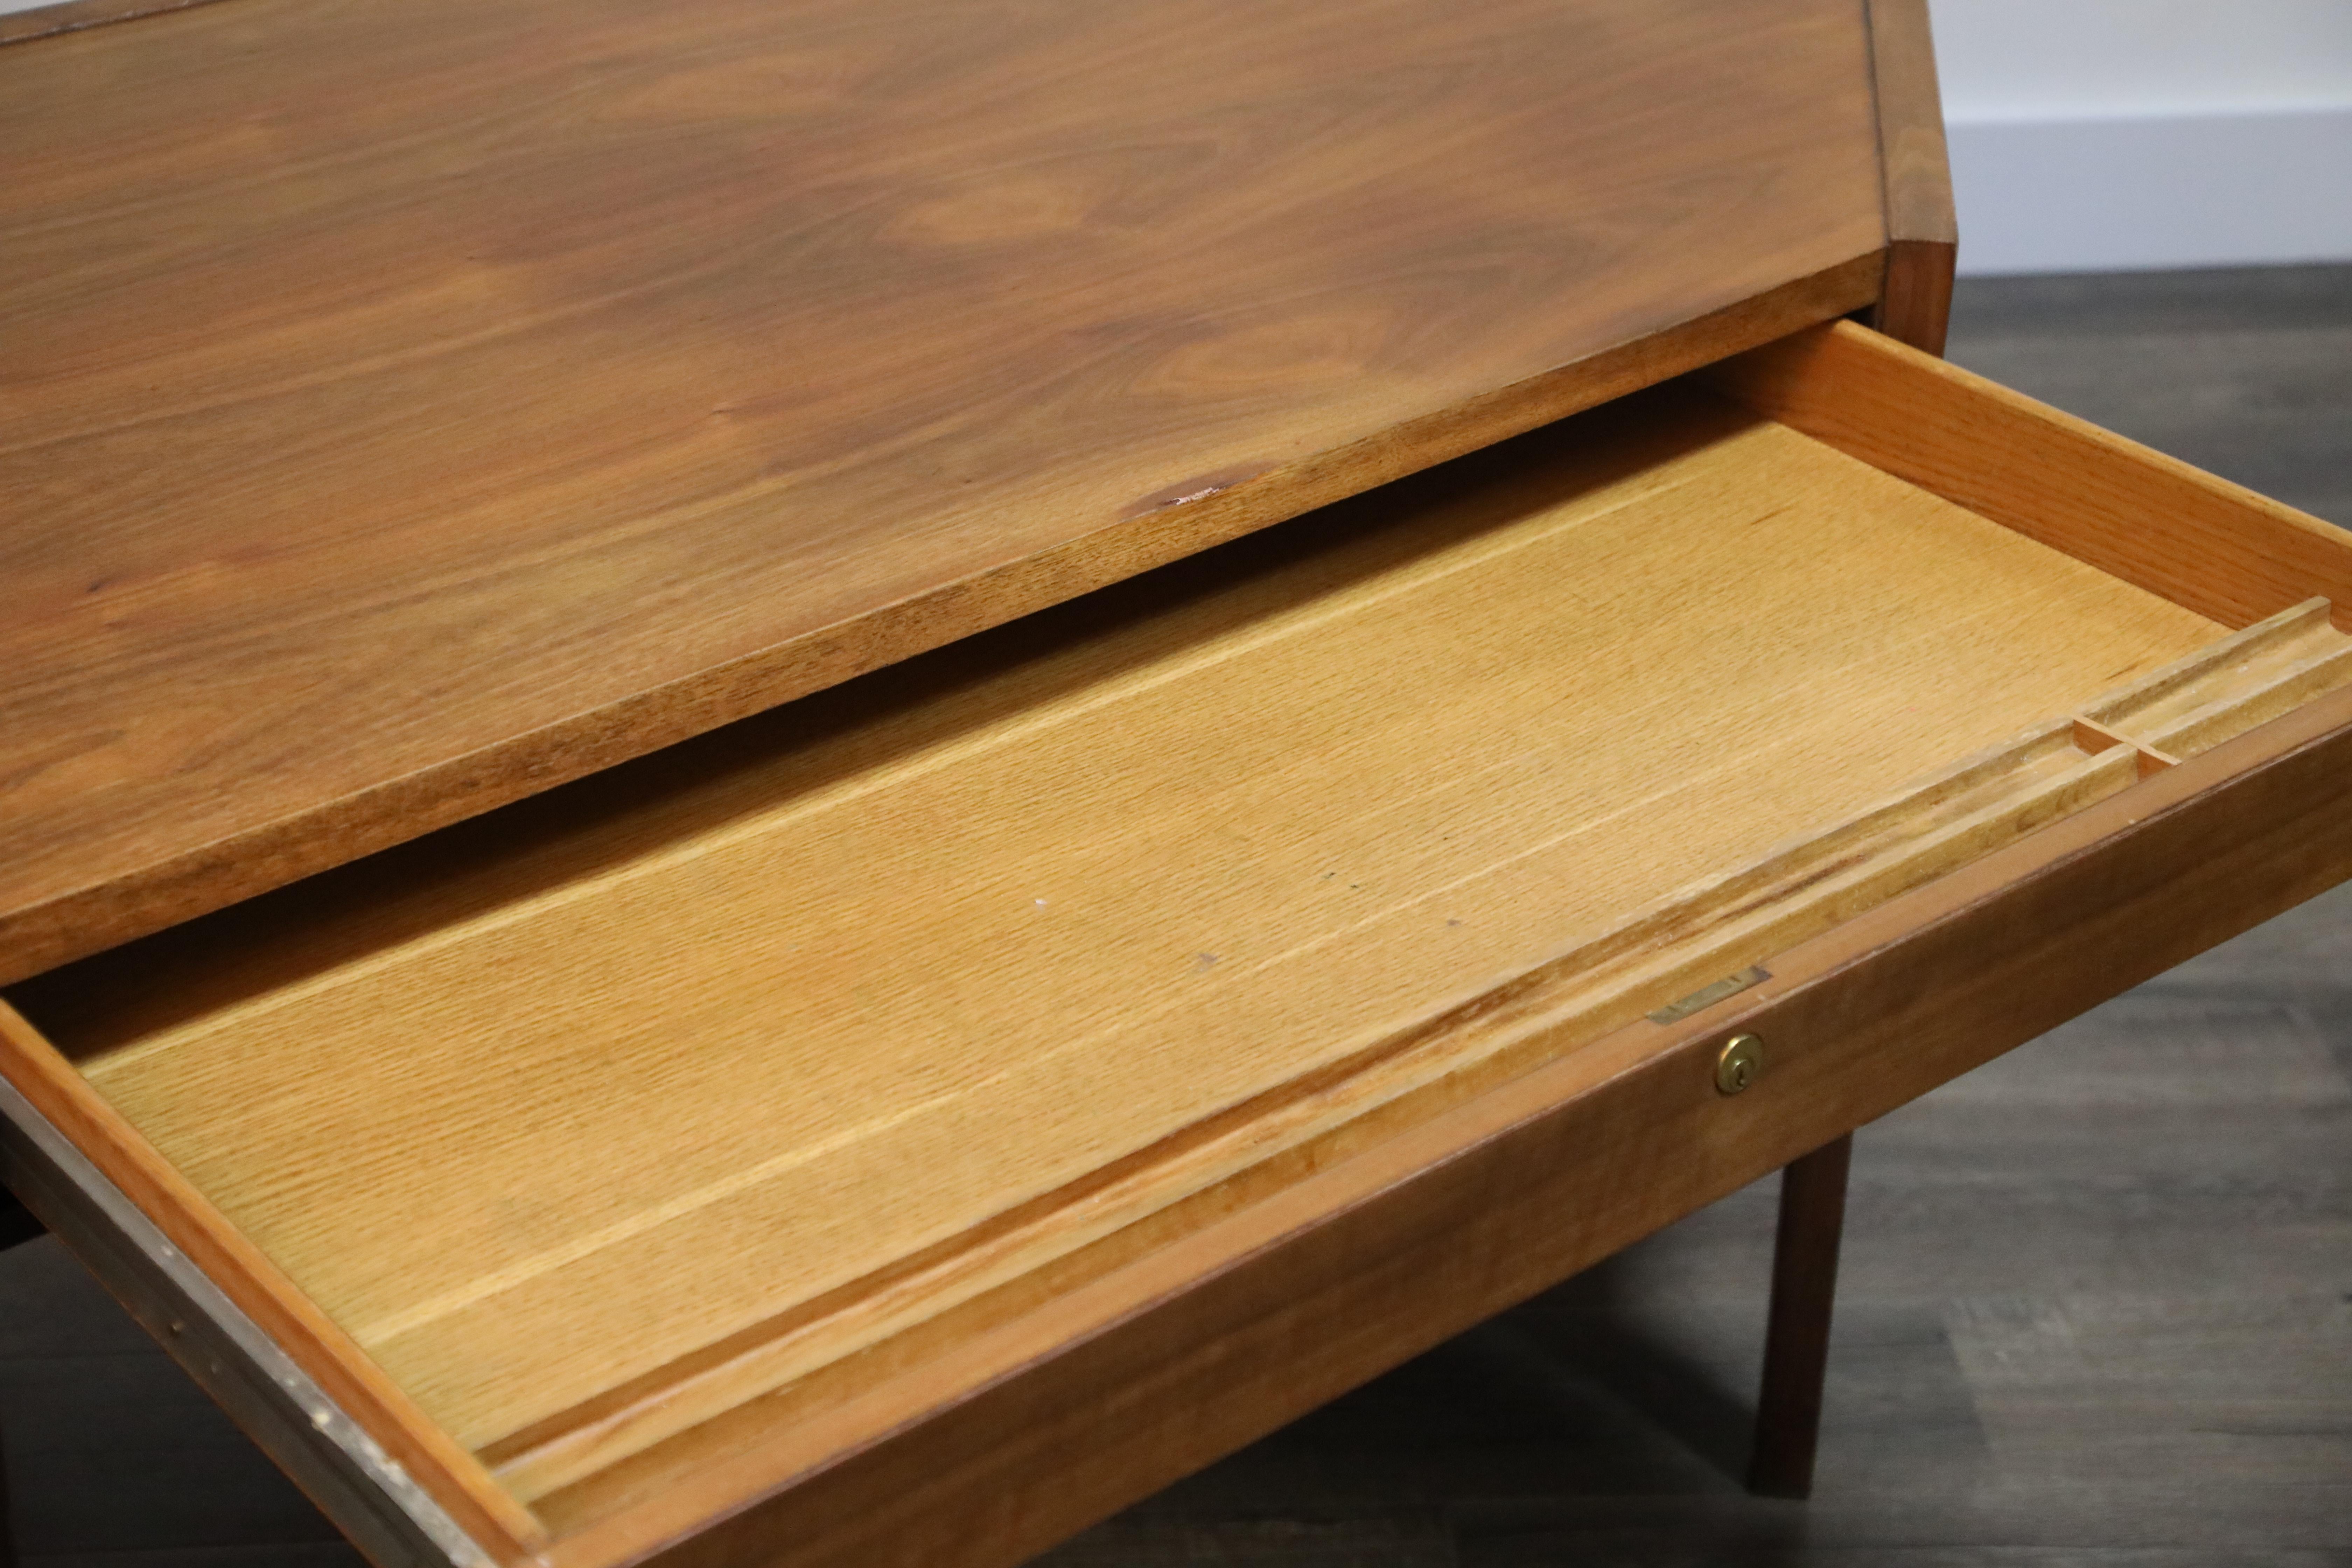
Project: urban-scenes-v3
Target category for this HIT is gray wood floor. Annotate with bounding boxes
[5,266,2347,1566]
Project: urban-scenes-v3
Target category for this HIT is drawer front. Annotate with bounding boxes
[4,321,2350,1568]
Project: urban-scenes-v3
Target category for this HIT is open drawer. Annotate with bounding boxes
[5,321,2351,1568]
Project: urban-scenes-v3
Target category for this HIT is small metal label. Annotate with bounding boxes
[1647,965,1771,1025]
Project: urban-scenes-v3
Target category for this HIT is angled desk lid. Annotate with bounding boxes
[0,0,1890,980]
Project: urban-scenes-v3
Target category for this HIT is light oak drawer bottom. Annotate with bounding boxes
[4,322,2350,1568]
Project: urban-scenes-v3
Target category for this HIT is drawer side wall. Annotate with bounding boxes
[1707,321,2352,631]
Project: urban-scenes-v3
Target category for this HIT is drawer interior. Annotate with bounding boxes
[8,326,2351,1532]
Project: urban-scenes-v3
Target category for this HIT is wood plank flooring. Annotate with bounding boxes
[2,264,2346,1565]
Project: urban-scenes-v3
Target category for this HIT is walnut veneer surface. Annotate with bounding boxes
[0,0,1886,982]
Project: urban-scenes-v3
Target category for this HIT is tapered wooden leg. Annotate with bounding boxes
[1746,1131,1853,1498]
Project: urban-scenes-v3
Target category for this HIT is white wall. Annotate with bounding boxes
[1929,0,2352,274]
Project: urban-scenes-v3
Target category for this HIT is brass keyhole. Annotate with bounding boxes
[1714,1033,1764,1095]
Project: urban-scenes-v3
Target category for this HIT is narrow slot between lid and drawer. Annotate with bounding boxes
[9,368,2339,1526]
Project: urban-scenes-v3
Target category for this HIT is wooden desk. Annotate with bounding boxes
[3,4,2348,1567]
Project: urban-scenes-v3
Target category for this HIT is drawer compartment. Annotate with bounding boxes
[6,322,2351,1568]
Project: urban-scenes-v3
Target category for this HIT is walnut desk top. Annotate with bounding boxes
[5,0,1894,981]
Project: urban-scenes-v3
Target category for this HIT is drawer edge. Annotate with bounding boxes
[0,1079,496,1568]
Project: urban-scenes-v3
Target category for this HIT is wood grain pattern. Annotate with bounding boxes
[534,678,2352,1568]
[1863,0,1957,354]
[0,0,1889,985]
[0,0,232,48]
[1707,322,2352,631]
[13,380,2232,1502]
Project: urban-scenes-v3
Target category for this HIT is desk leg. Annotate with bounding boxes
[1746,1132,1853,1498]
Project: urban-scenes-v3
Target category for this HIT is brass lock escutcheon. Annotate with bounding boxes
[1714,1033,1764,1095]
